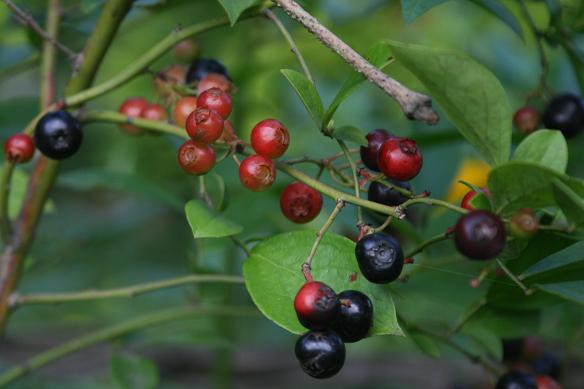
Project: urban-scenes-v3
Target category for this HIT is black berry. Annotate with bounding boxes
[355,233,404,283]
[34,110,83,160]
[185,58,230,83]
[295,330,345,379]
[294,281,339,330]
[502,338,525,363]
[495,371,537,389]
[368,179,411,206]
[454,210,505,260]
[542,93,584,138]
[532,352,561,380]
[360,129,392,171]
[334,290,373,343]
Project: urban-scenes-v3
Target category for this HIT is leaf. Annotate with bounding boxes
[387,41,511,166]
[553,179,584,226]
[400,0,449,23]
[461,324,502,361]
[109,352,159,389]
[468,304,541,338]
[469,0,524,39]
[512,130,568,173]
[561,40,584,94]
[409,332,441,358]
[243,231,403,336]
[280,69,323,129]
[330,126,367,146]
[185,199,243,239]
[215,0,259,25]
[536,281,584,305]
[520,241,584,279]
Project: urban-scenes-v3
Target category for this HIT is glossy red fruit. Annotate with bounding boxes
[239,154,276,191]
[172,96,197,128]
[196,87,232,118]
[185,108,224,144]
[4,134,35,163]
[454,210,505,260]
[460,188,491,210]
[294,281,339,330]
[118,97,148,135]
[197,73,232,95]
[177,140,216,175]
[513,106,540,134]
[378,137,423,181]
[251,119,290,159]
[360,129,393,171]
[280,182,323,223]
[141,103,167,121]
[535,376,562,389]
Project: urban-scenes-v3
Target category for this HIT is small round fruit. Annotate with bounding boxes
[454,210,505,260]
[196,87,232,118]
[334,290,373,343]
[535,376,562,389]
[378,137,423,181]
[197,73,232,94]
[173,38,200,62]
[239,155,276,192]
[533,353,561,380]
[460,188,491,211]
[34,110,82,160]
[360,129,392,171]
[141,103,167,122]
[542,93,584,138]
[496,371,537,389]
[251,119,290,159]
[510,209,539,239]
[355,233,404,283]
[295,331,345,379]
[367,179,411,206]
[294,281,339,330]
[513,106,540,134]
[186,58,229,83]
[502,338,525,364]
[185,108,224,144]
[153,64,187,100]
[172,96,197,128]
[4,134,35,163]
[280,182,323,223]
[118,97,148,135]
[177,140,216,175]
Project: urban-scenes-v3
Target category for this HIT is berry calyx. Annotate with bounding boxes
[239,155,276,192]
[333,290,373,343]
[251,119,290,159]
[295,330,345,379]
[294,281,339,330]
[118,97,148,135]
[367,179,411,206]
[460,187,491,210]
[172,96,197,128]
[197,73,232,95]
[496,371,537,389]
[4,134,35,163]
[355,232,404,283]
[185,108,224,144]
[510,208,539,238]
[280,182,323,224]
[34,110,83,160]
[454,210,505,260]
[513,106,541,134]
[360,129,393,171]
[186,58,230,84]
[535,375,562,389]
[140,103,167,122]
[177,140,216,175]
[196,87,232,118]
[542,93,584,138]
[378,137,423,181]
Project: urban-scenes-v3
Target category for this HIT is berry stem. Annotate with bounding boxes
[496,259,534,296]
[40,0,60,109]
[371,214,392,233]
[337,140,362,224]
[0,162,15,243]
[400,197,468,215]
[404,232,453,258]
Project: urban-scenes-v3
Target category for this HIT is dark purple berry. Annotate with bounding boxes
[454,210,505,260]
[355,233,404,283]
[186,58,230,83]
[495,371,537,389]
[295,330,345,379]
[542,93,584,138]
[368,179,411,206]
[533,352,561,380]
[334,290,373,343]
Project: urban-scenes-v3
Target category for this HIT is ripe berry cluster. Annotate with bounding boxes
[293,281,373,378]
[118,97,167,135]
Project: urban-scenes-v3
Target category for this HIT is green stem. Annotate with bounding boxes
[230,236,251,256]
[80,110,186,138]
[401,197,468,215]
[337,140,362,223]
[496,259,534,295]
[0,54,39,83]
[0,163,15,243]
[40,0,60,109]
[405,232,452,258]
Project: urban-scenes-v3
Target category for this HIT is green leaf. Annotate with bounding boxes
[553,178,584,227]
[400,0,449,23]
[409,332,441,358]
[520,241,584,279]
[460,324,502,361]
[536,281,584,305]
[468,304,541,338]
[387,41,511,166]
[512,130,568,173]
[185,199,243,239]
[469,0,524,39]
[109,352,159,389]
[215,0,259,25]
[330,126,367,146]
[243,231,403,336]
[281,69,323,129]
[560,39,584,94]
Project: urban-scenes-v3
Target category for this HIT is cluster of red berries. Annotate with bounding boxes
[118,97,167,135]
[293,281,373,378]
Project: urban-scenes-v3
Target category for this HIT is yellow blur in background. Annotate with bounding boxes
[445,158,491,203]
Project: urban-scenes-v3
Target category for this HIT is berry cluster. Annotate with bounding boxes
[293,281,373,378]
[118,97,167,135]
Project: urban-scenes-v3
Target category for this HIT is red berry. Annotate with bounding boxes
[360,129,393,171]
[153,64,186,100]
[177,140,216,175]
[294,281,339,330]
[454,210,505,260]
[4,134,35,163]
[118,97,148,135]
[173,38,200,63]
[172,96,197,128]
[239,154,276,192]
[280,182,323,223]
[141,103,167,122]
[535,376,561,389]
[251,119,290,159]
[460,187,491,210]
[378,137,423,181]
[197,73,232,95]
[513,106,540,134]
[197,87,232,118]
[185,108,224,144]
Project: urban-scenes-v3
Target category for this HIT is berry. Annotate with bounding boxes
[118,97,148,135]
[186,58,229,83]
[185,108,224,144]
[294,281,339,330]
[295,330,345,379]
[153,64,187,100]
[173,38,200,63]
[141,103,167,122]
[502,338,525,364]
[510,209,539,238]
[378,137,423,181]
[533,353,561,380]
[367,179,411,206]
[4,134,35,163]
[334,290,373,343]
[542,93,584,138]
[177,140,216,175]
[360,129,392,171]
[355,233,404,283]
[535,376,562,389]
[460,188,491,211]
[454,210,505,260]
[197,87,232,118]
[280,182,323,224]
[513,106,541,134]
[172,96,197,128]
[496,371,537,389]
[239,155,276,191]
[34,110,82,160]
[251,119,290,159]
[197,73,232,95]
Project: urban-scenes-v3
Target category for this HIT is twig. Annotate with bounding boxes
[405,232,452,258]
[400,197,468,215]
[337,140,362,223]
[40,0,60,109]
[496,259,534,295]
[0,163,15,243]
[230,236,251,256]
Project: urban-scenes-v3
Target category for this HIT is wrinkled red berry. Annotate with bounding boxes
[378,137,423,181]
[4,134,35,163]
[177,140,216,175]
[197,87,232,118]
[185,108,224,144]
[251,119,290,159]
[239,155,276,191]
[280,182,323,223]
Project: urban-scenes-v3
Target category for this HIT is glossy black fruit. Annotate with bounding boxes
[185,58,229,83]
[533,352,561,380]
[454,210,505,260]
[368,179,411,206]
[295,330,345,379]
[542,93,584,138]
[34,110,83,160]
[355,233,404,283]
[334,290,373,343]
[495,371,537,389]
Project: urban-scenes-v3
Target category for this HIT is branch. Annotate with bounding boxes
[40,0,60,109]
[272,0,439,124]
